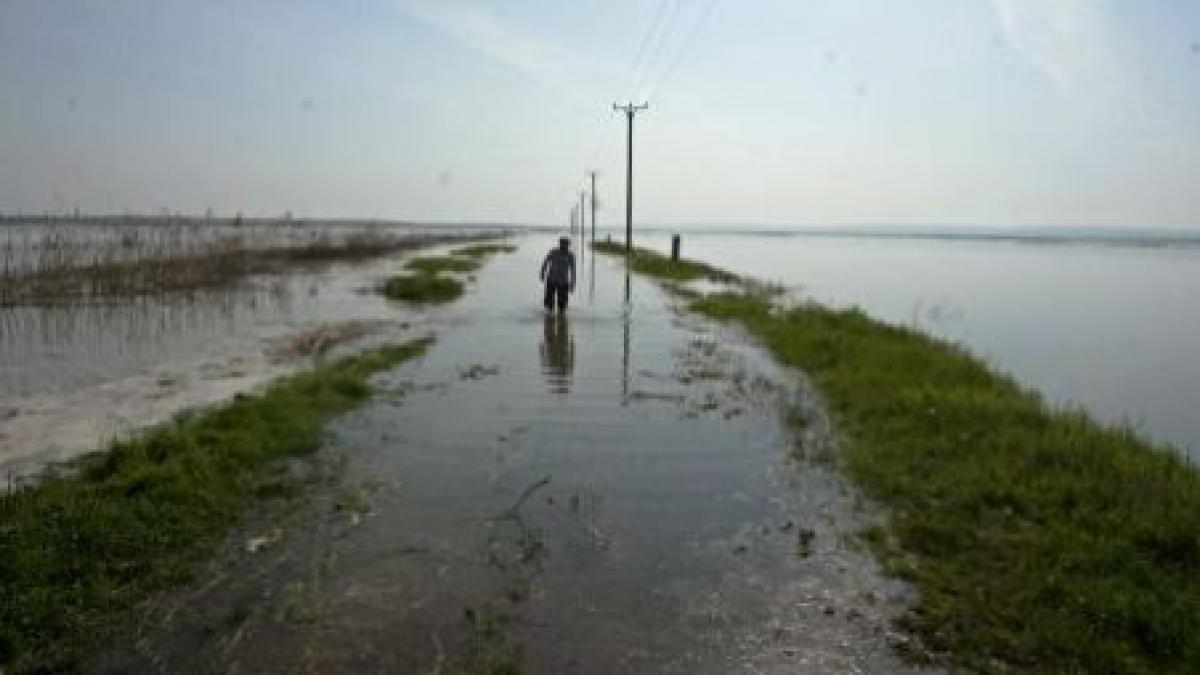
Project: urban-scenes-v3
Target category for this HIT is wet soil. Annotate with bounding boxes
[96,238,933,674]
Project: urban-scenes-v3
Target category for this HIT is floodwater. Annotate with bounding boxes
[0,259,419,476]
[100,237,931,674]
[0,226,484,476]
[637,229,1200,459]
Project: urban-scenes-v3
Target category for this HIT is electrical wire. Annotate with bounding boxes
[624,0,683,102]
[614,0,674,104]
[586,0,681,172]
[644,0,720,102]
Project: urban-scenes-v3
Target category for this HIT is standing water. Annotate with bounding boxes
[101,237,934,674]
[0,222,490,475]
[635,228,1200,460]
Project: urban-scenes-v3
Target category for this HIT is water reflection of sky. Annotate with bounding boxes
[637,231,1200,458]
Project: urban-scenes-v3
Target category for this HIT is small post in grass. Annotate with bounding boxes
[671,234,681,261]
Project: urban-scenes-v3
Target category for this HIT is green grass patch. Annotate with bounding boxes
[381,273,465,304]
[591,240,739,283]
[0,338,432,673]
[451,243,518,259]
[404,255,481,275]
[613,245,1200,673]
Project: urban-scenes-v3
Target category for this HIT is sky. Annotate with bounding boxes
[1,0,1199,228]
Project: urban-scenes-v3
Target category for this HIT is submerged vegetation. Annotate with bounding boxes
[602,244,1200,673]
[0,338,432,672]
[405,255,481,275]
[451,243,518,259]
[382,246,517,305]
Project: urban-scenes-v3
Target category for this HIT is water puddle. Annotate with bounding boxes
[99,238,935,673]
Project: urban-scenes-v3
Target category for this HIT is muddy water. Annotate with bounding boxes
[106,238,931,674]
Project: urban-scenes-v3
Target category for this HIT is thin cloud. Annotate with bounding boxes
[400,0,568,82]
[989,0,1124,96]
[400,0,608,94]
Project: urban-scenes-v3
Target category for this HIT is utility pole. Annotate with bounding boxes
[579,190,586,241]
[613,102,648,251]
[587,170,598,242]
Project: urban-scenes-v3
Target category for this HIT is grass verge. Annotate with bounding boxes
[0,338,432,672]
[404,255,481,275]
[380,273,465,304]
[600,244,1200,674]
[591,240,739,283]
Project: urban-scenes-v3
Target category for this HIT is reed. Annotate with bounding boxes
[0,223,497,306]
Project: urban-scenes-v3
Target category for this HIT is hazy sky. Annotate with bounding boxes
[2,1,1199,227]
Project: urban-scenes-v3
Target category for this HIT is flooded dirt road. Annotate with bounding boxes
[102,237,931,674]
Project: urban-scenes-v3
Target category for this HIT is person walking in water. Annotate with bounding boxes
[540,237,576,312]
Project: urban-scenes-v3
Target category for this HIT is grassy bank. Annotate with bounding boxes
[599,244,1200,673]
[0,338,432,672]
[591,240,739,283]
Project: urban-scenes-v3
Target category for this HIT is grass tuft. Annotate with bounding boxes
[610,245,1200,674]
[0,338,432,673]
[380,273,465,304]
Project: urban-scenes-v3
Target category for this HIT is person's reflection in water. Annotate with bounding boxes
[539,312,574,394]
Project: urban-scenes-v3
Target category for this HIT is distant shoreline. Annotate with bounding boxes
[4,215,1200,247]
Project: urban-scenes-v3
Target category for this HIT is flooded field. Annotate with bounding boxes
[0,220,495,475]
[9,223,1191,671]
[97,237,932,674]
[636,229,1200,459]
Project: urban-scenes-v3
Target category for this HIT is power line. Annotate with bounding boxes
[587,0,683,171]
[615,0,674,103]
[645,0,720,102]
[625,0,684,102]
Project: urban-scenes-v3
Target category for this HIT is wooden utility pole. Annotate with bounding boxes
[579,190,586,241]
[613,102,648,251]
[587,170,598,242]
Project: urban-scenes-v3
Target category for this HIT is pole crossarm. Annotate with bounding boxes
[612,102,649,114]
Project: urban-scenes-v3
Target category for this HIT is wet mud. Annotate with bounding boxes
[97,238,934,674]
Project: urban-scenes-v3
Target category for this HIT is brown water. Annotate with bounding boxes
[100,237,933,674]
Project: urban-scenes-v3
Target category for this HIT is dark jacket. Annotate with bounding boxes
[541,249,575,287]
